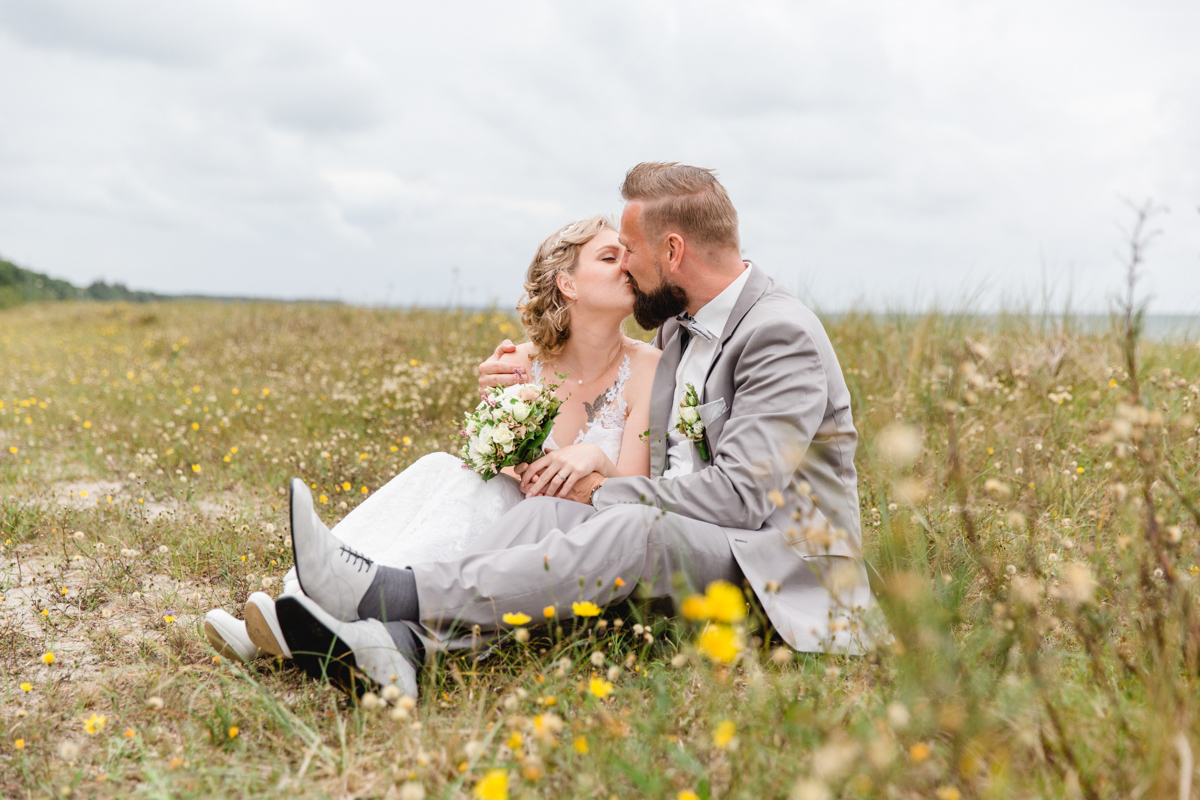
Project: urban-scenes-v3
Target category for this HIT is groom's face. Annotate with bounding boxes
[619,203,689,329]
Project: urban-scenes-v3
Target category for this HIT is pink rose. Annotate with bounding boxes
[517,384,541,403]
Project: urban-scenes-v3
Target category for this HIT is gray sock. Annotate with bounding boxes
[357,566,420,622]
[384,620,424,669]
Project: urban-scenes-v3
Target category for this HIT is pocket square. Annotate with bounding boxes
[697,397,729,428]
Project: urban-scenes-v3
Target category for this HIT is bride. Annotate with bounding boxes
[203,215,661,662]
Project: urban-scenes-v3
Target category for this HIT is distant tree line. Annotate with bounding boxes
[0,256,168,309]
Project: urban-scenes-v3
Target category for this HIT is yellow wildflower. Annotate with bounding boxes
[678,792,700,800]
[589,677,614,699]
[20,682,31,692]
[228,726,239,739]
[191,464,201,473]
[473,769,508,800]
[506,731,523,749]
[83,713,107,735]
[8,446,16,454]
[502,612,531,626]
[614,577,625,587]
[14,739,24,750]
[680,594,708,621]
[572,601,601,617]
[543,605,556,619]
[123,728,135,739]
[41,652,55,665]
[697,623,741,664]
[163,615,175,623]
[713,719,736,749]
[909,742,931,763]
[573,736,589,754]
[935,787,961,800]
[343,481,351,491]
[319,494,329,504]
[361,486,368,495]
[703,580,746,623]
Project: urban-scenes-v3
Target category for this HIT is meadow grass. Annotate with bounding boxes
[1,299,1198,799]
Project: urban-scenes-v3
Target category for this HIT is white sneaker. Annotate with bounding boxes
[244,592,292,659]
[289,477,378,621]
[275,593,418,700]
[203,609,262,663]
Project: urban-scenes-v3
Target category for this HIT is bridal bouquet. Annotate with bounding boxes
[459,380,563,481]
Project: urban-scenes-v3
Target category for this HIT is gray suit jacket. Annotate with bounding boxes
[594,266,878,652]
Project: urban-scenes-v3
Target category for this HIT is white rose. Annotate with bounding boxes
[464,418,479,436]
[477,425,495,446]
[510,401,530,422]
[491,426,515,448]
[690,423,704,437]
[680,407,700,425]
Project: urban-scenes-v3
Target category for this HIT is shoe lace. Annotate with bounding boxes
[338,545,374,573]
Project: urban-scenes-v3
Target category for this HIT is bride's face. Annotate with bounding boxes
[567,227,631,314]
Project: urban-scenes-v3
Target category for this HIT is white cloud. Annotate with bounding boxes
[0,0,1197,311]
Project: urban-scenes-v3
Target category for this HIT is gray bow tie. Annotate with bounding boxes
[675,313,713,342]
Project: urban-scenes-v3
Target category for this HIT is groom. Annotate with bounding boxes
[276,162,877,698]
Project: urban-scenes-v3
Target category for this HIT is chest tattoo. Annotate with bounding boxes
[582,377,619,423]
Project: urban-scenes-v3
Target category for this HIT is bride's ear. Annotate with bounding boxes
[555,272,577,301]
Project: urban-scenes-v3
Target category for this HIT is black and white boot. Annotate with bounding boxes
[275,593,420,699]
[289,478,378,621]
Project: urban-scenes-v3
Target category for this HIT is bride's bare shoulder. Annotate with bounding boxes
[628,338,661,363]
[626,338,661,378]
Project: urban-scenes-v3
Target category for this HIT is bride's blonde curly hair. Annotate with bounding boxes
[518,214,615,361]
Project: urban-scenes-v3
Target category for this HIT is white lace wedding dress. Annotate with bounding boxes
[279,354,632,592]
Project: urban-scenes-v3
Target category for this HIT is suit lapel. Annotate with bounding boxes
[649,322,685,476]
[703,265,772,386]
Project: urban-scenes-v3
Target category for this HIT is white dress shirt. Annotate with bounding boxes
[662,264,752,479]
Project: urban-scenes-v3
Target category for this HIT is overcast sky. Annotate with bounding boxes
[1,1,1198,312]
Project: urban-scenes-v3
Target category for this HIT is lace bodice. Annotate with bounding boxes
[531,353,631,465]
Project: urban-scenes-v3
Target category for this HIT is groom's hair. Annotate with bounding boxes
[620,162,739,251]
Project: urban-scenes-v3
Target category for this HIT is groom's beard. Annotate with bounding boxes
[630,260,689,330]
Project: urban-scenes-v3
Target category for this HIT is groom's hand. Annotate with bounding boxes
[478,339,523,398]
[564,473,605,505]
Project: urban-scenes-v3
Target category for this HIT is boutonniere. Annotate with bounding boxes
[676,383,710,461]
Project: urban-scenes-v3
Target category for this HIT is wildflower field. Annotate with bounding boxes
[2,297,1199,799]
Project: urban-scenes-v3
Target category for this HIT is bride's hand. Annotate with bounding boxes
[521,444,607,499]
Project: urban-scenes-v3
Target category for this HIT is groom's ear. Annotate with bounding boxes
[556,271,577,300]
[665,232,685,274]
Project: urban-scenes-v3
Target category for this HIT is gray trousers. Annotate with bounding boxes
[408,497,743,647]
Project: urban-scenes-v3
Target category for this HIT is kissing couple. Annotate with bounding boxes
[203,161,878,698]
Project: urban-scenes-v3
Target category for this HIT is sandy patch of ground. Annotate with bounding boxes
[46,477,243,521]
[1,552,241,705]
